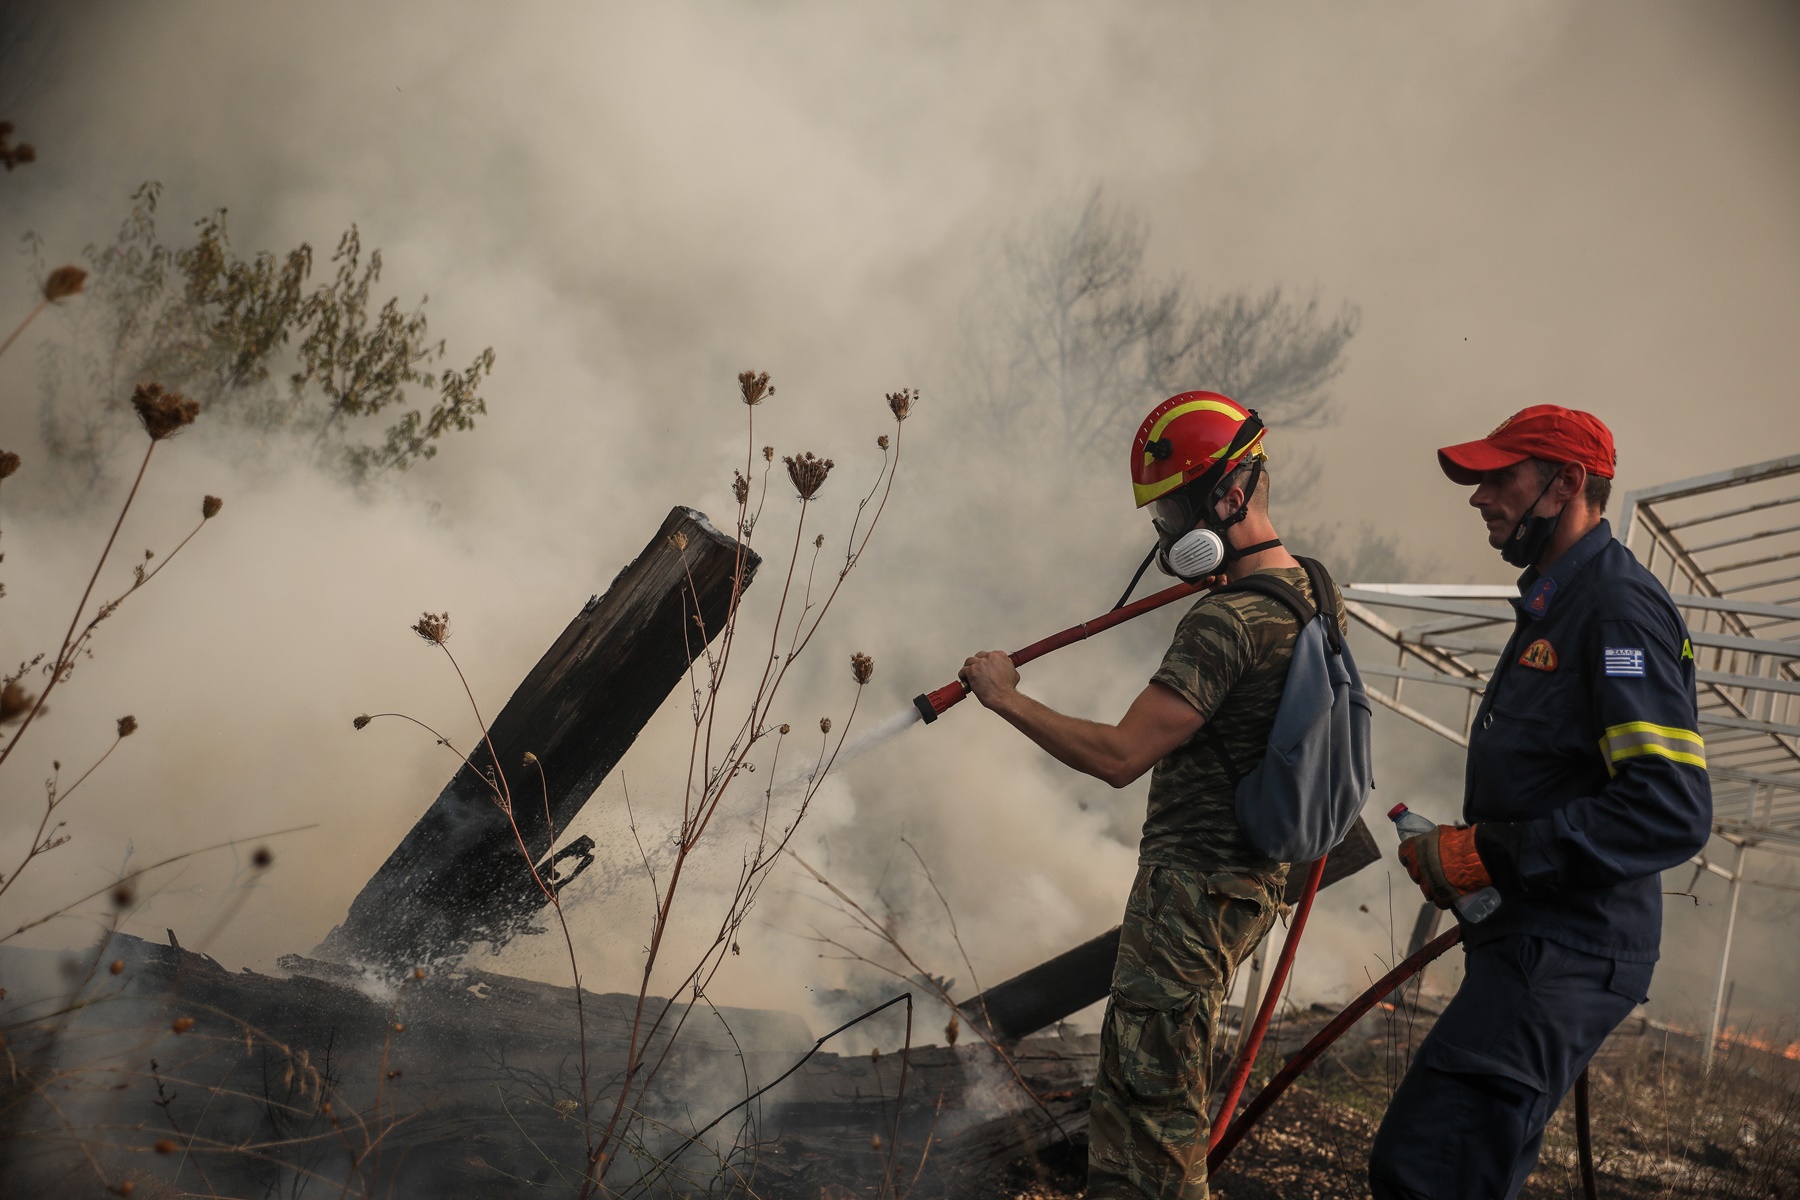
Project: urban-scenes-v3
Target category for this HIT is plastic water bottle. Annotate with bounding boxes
[1388,803,1502,923]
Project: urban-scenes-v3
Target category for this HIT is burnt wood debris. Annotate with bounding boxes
[318,505,760,967]
[1,504,1382,1196]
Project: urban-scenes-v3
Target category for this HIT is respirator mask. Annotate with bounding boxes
[1498,471,1565,568]
[1152,496,1229,581]
[1148,450,1279,582]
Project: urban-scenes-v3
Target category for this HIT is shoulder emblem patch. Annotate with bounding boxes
[1519,638,1558,671]
[1604,647,1647,677]
[1682,638,1695,661]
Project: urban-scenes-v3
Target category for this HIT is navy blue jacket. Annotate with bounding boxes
[1466,519,1713,962]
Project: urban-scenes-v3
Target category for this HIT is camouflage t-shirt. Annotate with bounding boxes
[1141,565,1349,874]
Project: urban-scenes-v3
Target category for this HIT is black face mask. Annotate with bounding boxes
[1500,474,1564,568]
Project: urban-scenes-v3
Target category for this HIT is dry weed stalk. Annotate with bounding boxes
[789,840,1076,1156]
[0,261,83,360]
[361,610,602,1169]
[573,371,907,1196]
[0,120,35,171]
[0,371,225,920]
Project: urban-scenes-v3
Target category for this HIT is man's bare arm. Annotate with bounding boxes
[959,650,1204,788]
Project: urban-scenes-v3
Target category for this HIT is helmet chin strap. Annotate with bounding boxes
[1205,457,1280,564]
[1226,537,1283,562]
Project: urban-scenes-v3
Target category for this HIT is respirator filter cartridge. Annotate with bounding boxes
[1162,527,1226,581]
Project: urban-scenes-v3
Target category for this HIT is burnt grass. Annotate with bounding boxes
[983,996,1800,1200]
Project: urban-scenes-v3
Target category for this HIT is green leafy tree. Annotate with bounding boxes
[30,182,494,490]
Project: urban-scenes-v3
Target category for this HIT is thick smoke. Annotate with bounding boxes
[1,0,1799,1055]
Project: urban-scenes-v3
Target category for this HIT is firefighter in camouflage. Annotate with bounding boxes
[959,393,1342,1199]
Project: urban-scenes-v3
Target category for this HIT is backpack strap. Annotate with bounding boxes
[1199,571,1315,787]
[1293,556,1343,655]
[1220,572,1316,628]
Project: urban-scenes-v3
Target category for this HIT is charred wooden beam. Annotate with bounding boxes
[319,506,758,967]
[957,816,1381,1042]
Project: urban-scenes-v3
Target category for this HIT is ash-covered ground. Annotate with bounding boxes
[982,996,1800,1200]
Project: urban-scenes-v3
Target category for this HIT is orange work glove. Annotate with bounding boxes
[1398,825,1492,910]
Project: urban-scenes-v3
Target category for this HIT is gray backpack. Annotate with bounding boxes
[1203,557,1373,864]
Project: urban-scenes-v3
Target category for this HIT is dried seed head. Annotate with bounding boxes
[870,1047,881,1064]
[171,1017,194,1034]
[522,750,539,765]
[130,383,199,441]
[0,680,35,726]
[251,846,273,868]
[154,1138,177,1155]
[110,960,125,975]
[393,1022,405,1032]
[0,450,20,479]
[814,533,825,549]
[732,469,750,505]
[111,882,134,909]
[42,266,87,302]
[945,1012,960,1046]
[871,1133,882,1151]
[353,714,372,730]
[783,452,833,500]
[850,652,874,685]
[762,445,774,462]
[115,1184,133,1198]
[413,966,427,980]
[412,612,450,644]
[778,723,790,735]
[116,715,137,738]
[819,717,831,735]
[886,388,916,421]
[202,495,223,519]
[738,370,774,406]
[877,434,889,451]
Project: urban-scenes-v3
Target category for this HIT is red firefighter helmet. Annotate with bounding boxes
[1130,391,1266,508]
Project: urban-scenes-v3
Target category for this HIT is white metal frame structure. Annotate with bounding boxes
[1345,452,1800,1068]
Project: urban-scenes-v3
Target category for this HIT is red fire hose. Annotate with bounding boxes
[1208,856,1327,1150]
[1208,925,1463,1172]
[912,580,1207,723]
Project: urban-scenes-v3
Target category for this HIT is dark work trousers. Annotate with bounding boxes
[1367,934,1652,1200]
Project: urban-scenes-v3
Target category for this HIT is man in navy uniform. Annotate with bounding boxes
[1368,406,1712,1199]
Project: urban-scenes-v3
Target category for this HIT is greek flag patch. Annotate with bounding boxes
[1603,647,1646,677]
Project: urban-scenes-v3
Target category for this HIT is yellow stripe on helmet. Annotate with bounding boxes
[1133,472,1189,507]
[1144,398,1245,448]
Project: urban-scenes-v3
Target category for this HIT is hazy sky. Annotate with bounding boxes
[2,1,1798,1034]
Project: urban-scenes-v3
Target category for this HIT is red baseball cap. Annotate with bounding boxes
[1437,404,1616,486]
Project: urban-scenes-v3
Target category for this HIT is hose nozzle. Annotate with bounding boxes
[913,680,970,724]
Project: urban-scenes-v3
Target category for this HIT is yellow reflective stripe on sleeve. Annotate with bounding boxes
[1597,720,1706,777]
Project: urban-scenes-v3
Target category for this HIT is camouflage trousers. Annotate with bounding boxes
[1087,864,1281,1200]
